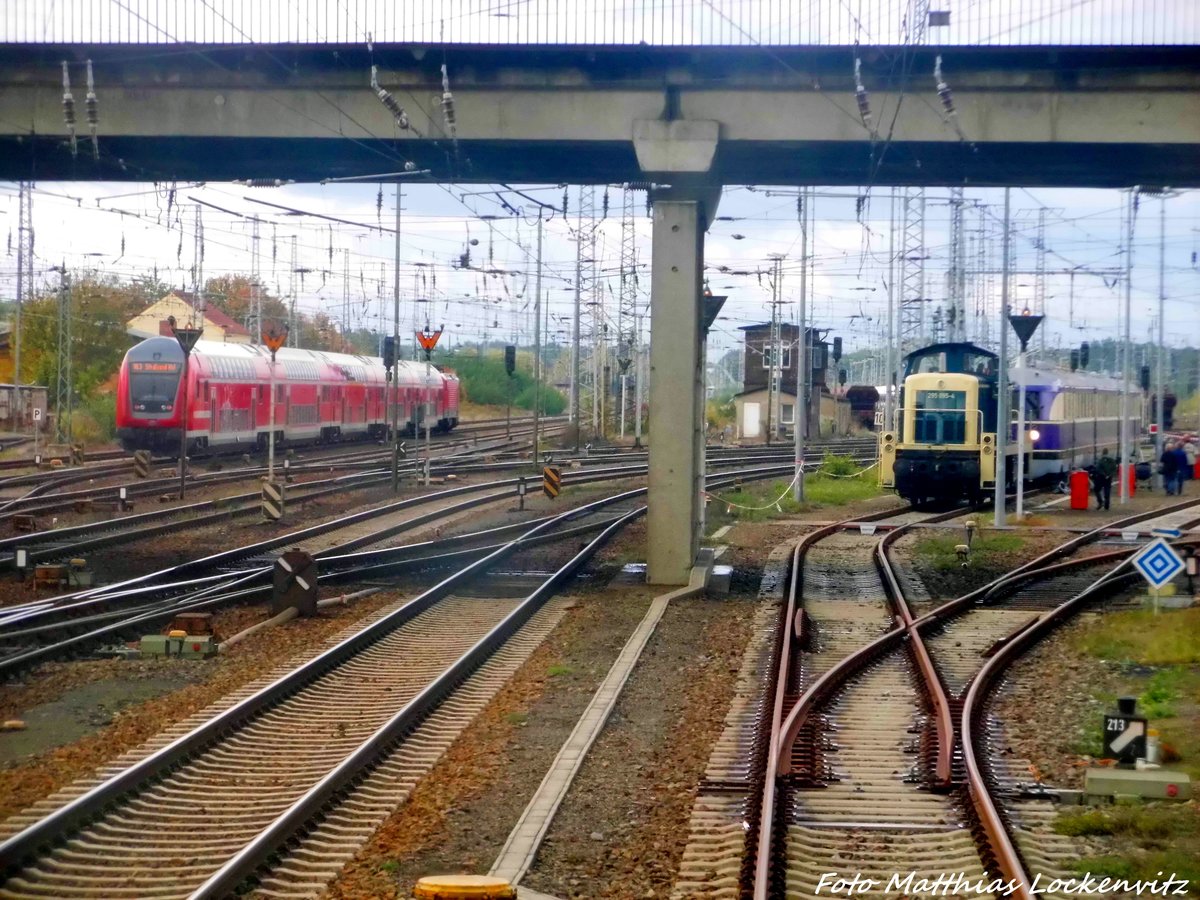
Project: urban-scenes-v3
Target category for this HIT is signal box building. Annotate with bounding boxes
[731,323,849,442]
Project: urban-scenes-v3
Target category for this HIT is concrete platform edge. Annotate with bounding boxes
[490,573,697,886]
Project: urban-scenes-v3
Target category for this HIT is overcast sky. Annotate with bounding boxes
[2,1,1198,368]
[2,180,1198,367]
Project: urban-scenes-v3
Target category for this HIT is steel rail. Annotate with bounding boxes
[749,501,919,900]
[0,430,557,568]
[0,512,637,674]
[959,555,1144,900]
[0,462,807,674]
[2,453,831,627]
[0,485,646,877]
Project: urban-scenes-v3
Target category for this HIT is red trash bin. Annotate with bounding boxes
[1069,470,1090,510]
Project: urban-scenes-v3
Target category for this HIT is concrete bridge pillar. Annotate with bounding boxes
[644,186,720,585]
[634,120,722,586]
[646,198,705,584]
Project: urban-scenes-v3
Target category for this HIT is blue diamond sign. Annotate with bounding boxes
[1132,538,1184,589]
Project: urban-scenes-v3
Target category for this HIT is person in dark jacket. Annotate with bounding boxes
[1169,443,1190,495]
[1162,441,1180,495]
[1094,450,1117,510]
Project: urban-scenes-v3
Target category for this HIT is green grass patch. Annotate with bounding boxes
[709,470,882,526]
[546,664,573,677]
[1060,805,1200,887]
[1074,849,1200,886]
[1071,608,1200,666]
[1055,804,1199,840]
[503,711,528,726]
[1140,668,1186,720]
[911,531,1027,572]
[378,860,401,874]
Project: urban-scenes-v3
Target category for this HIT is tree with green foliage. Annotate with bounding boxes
[19,273,159,399]
[440,348,566,414]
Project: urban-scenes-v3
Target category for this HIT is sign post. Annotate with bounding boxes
[262,321,289,521]
[1132,537,1184,615]
[262,321,289,484]
[32,406,40,462]
[1008,309,1044,520]
[416,324,444,488]
[1104,697,1147,765]
[168,316,203,501]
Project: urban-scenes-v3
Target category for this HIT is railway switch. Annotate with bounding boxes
[140,629,217,659]
[68,558,93,588]
[273,549,319,617]
[12,514,38,533]
[34,564,68,590]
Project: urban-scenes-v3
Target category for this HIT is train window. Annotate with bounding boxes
[963,351,995,377]
[129,360,182,413]
[913,389,966,444]
[913,352,948,375]
[276,385,286,403]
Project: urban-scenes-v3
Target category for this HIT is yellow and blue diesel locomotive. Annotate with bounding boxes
[878,342,1133,506]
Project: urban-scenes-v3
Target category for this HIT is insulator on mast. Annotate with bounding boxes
[934,55,970,145]
[854,58,874,138]
[61,61,77,156]
[370,65,410,130]
[85,60,99,160]
[440,65,457,139]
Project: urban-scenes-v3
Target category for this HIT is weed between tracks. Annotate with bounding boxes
[1052,606,1200,889]
[707,454,882,528]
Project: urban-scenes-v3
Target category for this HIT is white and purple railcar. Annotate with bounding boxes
[1010,366,1136,482]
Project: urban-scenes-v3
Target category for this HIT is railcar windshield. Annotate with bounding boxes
[129,360,182,413]
[913,389,967,444]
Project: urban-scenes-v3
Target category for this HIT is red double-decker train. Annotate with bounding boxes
[116,336,460,453]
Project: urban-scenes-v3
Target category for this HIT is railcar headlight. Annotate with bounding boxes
[1028,428,1040,443]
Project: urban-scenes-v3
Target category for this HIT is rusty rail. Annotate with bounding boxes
[750,494,1200,899]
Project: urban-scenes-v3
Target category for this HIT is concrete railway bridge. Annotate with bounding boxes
[1,40,1198,582]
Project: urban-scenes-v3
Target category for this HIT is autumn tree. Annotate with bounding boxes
[18,273,162,400]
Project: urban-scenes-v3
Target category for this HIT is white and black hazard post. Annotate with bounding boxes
[133,448,151,478]
[1104,697,1148,765]
[168,316,203,501]
[262,322,289,520]
[31,406,40,463]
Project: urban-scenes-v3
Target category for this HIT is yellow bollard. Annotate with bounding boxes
[412,875,516,899]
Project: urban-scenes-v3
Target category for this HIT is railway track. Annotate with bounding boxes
[672,495,1200,899]
[0,451,856,677]
[0,429,559,572]
[0,418,564,522]
[0,464,793,899]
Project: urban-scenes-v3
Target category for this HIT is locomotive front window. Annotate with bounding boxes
[129,361,182,413]
[914,389,967,444]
